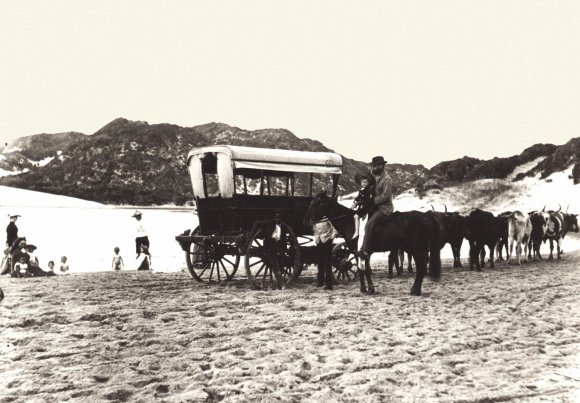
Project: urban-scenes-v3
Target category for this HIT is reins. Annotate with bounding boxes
[311,212,354,225]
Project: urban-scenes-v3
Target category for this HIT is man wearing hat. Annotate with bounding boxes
[6,214,20,248]
[132,210,150,259]
[360,156,394,259]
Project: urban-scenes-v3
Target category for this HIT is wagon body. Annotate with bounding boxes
[175,145,357,288]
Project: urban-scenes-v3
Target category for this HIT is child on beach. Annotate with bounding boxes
[112,247,124,271]
[13,256,29,277]
[352,173,375,239]
[47,261,55,274]
[60,256,69,273]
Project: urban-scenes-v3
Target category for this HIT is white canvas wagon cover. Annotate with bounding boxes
[187,145,343,174]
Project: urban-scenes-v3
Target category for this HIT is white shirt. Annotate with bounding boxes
[135,219,148,237]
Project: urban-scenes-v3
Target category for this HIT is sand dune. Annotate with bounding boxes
[1,255,579,402]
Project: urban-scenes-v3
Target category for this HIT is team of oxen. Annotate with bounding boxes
[303,193,579,296]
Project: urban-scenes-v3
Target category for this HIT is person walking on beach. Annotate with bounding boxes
[132,210,150,259]
[112,247,124,271]
[1,214,20,274]
[6,214,20,247]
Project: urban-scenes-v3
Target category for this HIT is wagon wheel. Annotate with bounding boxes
[245,222,301,290]
[332,242,359,283]
[185,227,240,283]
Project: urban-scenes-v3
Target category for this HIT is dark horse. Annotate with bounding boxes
[304,192,442,296]
[303,192,358,290]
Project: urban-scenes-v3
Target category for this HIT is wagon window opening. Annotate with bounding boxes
[312,173,335,197]
[265,174,291,196]
[292,173,311,197]
[200,153,220,198]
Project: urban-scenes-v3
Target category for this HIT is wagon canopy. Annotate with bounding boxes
[187,145,343,199]
[187,145,343,175]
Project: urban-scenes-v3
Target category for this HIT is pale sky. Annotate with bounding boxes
[1,1,579,167]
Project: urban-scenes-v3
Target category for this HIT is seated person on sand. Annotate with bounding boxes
[136,245,152,271]
[13,256,29,277]
[60,256,69,273]
[12,241,55,277]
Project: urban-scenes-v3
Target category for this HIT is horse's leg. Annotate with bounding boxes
[364,256,375,294]
[410,250,427,296]
[358,254,367,293]
[394,250,403,276]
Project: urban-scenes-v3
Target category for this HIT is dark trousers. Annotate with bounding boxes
[136,236,150,255]
[362,210,389,254]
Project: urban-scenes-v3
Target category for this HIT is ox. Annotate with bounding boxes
[394,208,469,273]
[545,206,579,260]
[507,211,532,265]
[527,211,549,261]
[495,211,512,262]
[465,209,504,271]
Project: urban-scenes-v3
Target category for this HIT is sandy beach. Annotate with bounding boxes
[1,253,579,402]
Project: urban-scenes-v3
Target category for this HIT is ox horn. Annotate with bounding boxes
[542,205,546,212]
[444,204,448,213]
[566,204,569,213]
[431,204,435,211]
[557,204,561,213]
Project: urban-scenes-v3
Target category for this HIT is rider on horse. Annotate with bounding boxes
[359,156,394,263]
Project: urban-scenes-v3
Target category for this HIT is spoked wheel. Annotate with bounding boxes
[185,227,240,282]
[332,242,359,283]
[245,222,301,290]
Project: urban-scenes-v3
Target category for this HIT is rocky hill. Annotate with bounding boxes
[0,118,426,205]
[424,140,579,188]
[1,118,577,205]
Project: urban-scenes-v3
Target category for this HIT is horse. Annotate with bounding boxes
[303,191,358,290]
[304,192,442,296]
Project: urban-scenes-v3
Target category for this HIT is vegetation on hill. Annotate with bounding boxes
[0,119,427,205]
[0,118,577,205]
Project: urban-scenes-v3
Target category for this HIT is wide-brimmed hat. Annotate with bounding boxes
[370,156,387,166]
[132,210,142,218]
[8,213,21,219]
[25,244,37,251]
[355,172,375,186]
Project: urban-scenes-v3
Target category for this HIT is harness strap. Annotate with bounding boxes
[312,212,354,224]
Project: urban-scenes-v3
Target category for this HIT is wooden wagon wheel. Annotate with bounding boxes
[331,242,359,283]
[185,227,240,283]
[245,222,301,290]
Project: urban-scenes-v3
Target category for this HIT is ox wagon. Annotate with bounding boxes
[175,145,359,289]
